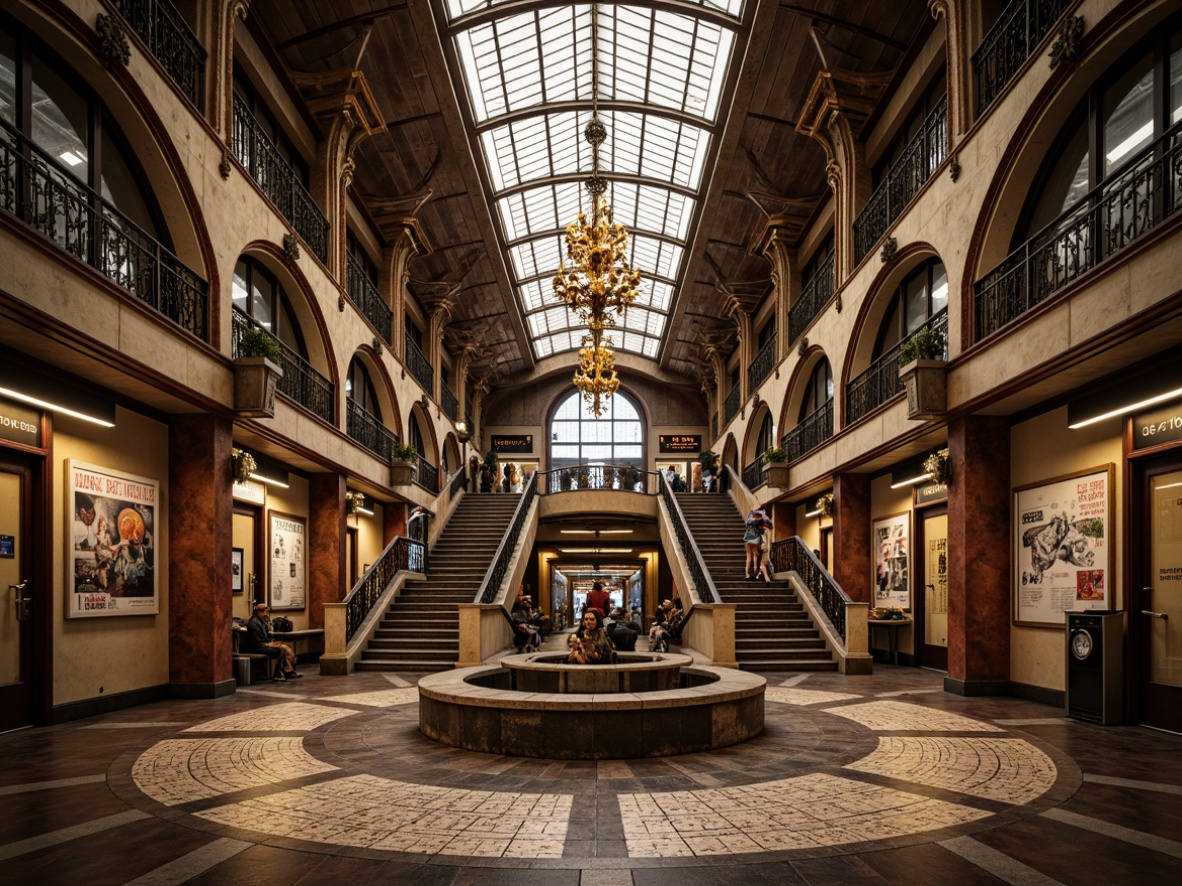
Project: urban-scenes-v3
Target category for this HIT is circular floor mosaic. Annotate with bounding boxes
[111,683,1079,867]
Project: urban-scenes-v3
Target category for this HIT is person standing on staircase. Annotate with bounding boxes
[743,505,772,581]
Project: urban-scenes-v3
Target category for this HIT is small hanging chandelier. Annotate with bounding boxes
[552,4,640,417]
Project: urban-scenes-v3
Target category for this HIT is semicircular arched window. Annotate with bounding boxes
[346,357,397,462]
[550,391,643,470]
[785,358,833,462]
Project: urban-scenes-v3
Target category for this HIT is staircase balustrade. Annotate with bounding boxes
[476,482,537,604]
[771,537,850,642]
[659,473,721,604]
[448,466,467,498]
[539,465,658,494]
[343,535,424,642]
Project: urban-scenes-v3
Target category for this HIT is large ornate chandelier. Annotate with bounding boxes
[552,4,640,417]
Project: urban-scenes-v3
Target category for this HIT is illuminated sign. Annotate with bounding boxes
[658,434,701,453]
[492,435,533,453]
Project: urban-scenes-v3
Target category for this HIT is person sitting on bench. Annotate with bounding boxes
[243,603,301,681]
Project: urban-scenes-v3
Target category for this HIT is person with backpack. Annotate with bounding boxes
[743,505,772,581]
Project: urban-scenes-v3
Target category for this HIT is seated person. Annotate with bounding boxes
[606,608,640,652]
[567,609,618,664]
[242,603,301,681]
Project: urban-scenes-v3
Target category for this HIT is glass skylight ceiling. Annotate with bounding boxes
[446,1,745,362]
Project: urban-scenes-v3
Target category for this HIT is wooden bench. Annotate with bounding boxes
[232,625,272,685]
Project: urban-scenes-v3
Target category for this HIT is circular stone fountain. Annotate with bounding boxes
[417,652,765,759]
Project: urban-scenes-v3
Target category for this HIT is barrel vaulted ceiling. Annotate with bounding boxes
[253,0,928,388]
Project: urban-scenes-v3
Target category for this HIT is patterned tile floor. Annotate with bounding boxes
[2,665,1181,885]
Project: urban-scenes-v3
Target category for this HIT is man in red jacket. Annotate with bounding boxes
[584,581,611,618]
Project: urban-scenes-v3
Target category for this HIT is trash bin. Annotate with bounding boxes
[1066,610,1123,725]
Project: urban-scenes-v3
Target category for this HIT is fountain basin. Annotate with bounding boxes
[501,651,693,693]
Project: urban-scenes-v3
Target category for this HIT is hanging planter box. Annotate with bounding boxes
[390,459,417,487]
[762,462,790,488]
[899,359,947,420]
[234,357,283,418]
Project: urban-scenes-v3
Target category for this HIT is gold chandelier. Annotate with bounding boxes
[552,4,640,417]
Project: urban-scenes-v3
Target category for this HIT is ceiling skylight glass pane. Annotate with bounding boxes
[629,235,684,280]
[619,305,666,337]
[635,279,674,311]
[527,305,582,337]
[446,1,745,26]
[607,182,694,242]
[518,279,553,313]
[509,236,564,279]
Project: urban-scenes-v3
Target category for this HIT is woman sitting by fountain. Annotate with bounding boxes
[567,609,618,664]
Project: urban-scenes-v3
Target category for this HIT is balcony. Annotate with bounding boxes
[110,0,206,110]
[790,251,834,344]
[233,309,333,423]
[724,385,741,425]
[973,0,1070,115]
[742,459,764,491]
[783,399,833,463]
[976,122,1182,341]
[0,121,208,340]
[405,333,433,394]
[853,95,948,264]
[232,95,328,262]
[347,398,398,463]
[345,253,392,343]
[416,458,439,495]
[747,335,776,393]
[846,310,947,425]
[440,384,458,422]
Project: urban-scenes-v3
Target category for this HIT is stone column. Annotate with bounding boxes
[772,502,796,541]
[945,415,1011,695]
[384,500,407,544]
[307,473,345,629]
[168,414,235,698]
[832,472,871,602]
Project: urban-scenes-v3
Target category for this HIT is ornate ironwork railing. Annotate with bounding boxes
[742,459,764,491]
[846,309,947,425]
[747,335,776,393]
[790,251,834,344]
[658,471,721,604]
[973,0,1070,115]
[110,0,206,109]
[783,399,833,463]
[476,476,537,604]
[540,465,658,494]
[343,535,424,642]
[771,536,850,642]
[724,385,741,424]
[976,122,1182,341]
[0,119,208,340]
[440,384,458,422]
[854,95,948,263]
[232,309,333,422]
[416,458,439,495]
[346,398,397,463]
[345,253,392,343]
[448,465,467,498]
[231,94,328,262]
[404,333,433,393]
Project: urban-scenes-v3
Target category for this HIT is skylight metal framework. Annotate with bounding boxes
[444,0,746,362]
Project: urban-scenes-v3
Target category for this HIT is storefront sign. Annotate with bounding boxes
[0,397,41,448]
[492,434,533,453]
[232,478,265,505]
[658,434,701,453]
[1132,403,1182,451]
[914,482,947,506]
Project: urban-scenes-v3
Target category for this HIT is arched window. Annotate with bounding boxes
[873,260,948,359]
[550,391,643,468]
[408,411,426,459]
[799,358,833,421]
[345,357,379,417]
[755,411,774,455]
[232,257,307,358]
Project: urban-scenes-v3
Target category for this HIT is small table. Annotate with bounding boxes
[271,629,325,664]
[867,617,912,665]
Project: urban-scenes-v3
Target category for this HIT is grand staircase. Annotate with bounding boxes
[675,493,837,671]
[356,493,522,672]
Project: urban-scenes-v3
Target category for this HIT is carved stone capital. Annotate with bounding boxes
[880,236,898,264]
[283,233,301,262]
[95,14,130,68]
[1049,16,1084,70]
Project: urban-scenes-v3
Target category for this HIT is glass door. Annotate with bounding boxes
[0,456,35,731]
[1137,462,1182,731]
[916,508,949,670]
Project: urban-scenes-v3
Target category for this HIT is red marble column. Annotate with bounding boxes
[168,414,234,697]
[383,500,407,545]
[833,472,871,602]
[308,473,345,629]
[946,415,1011,694]
[772,501,796,540]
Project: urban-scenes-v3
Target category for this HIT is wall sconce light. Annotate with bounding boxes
[456,421,471,444]
[230,447,257,483]
[346,491,372,516]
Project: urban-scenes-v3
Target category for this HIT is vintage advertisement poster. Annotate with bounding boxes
[67,460,158,618]
[269,511,305,610]
[873,513,910,610]
[1014,465,1112,626]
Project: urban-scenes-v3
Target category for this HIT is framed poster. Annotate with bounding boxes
[67,460,158,618]
[1014,465,1113,627]
[231,547,244,594]
[269,511,305,610]
[872,512,910,610]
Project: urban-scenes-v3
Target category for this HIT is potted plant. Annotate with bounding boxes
[234,327,284,418]
[390,443,418,486]
[817,492,834,518]
[760,445,789,488]
[923,448,951,486]
[230,447,256,484]
[898,327,947,420]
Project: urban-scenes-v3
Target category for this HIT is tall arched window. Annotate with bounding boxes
[799,358,833,421]
[873,260,948,359]
[755,411,774,455]
[232,257,307,358]
[550,391,643,468]
[345,357,379,417]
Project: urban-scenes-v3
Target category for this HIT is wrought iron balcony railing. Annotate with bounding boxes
[976,122,1182,341]
[232,308,333,422]
[231,95,328,262]
[846,309,947,425]
[110,0,206,109]
[853,95,948,263]
[346,398,398,463]
[541,465,658,494]
[724,385,741,425]
[404,333,433,394]
[742,458,764,491]
[344,253,392,343]
[782,399,833,463]
[0,120,208,340]
[747,335,776,393]
[416,457,439,495]
[790,251,834,344]
[973,0,1070,115]
[440,384,458,422]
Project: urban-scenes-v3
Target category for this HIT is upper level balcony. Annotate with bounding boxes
[789,251,833,345]
[440,384,459,422]
[783,399,833,464]
[724,384,741,425]
[405,333,433,394]
[973,0,1071,115]
[846,309,947,425]
[346,398,398,463]
[110,0,206,110]
[232,308,333,423]
[345,253,392,343]
[748,335,777,393]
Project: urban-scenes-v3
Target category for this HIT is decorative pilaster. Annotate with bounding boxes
[307,473,345,630]
[427,300,454,405]
[929,0,970,148]
[207,0,250,145]
[376,218,430,363]
[832,472,871,604]
[754,222,800,362]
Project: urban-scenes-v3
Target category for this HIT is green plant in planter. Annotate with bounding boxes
[392,443,418,463]
[760,446,787,464]
[899,327,946,364]
[238,326,282,363]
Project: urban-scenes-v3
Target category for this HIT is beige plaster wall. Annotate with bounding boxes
[259,476,310,629]
[53,408,169,705]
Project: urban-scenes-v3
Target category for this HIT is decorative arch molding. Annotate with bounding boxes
[408,400,440,465]
[741,402,773,465]
[779,343,828,433]
[353,343,403,441]
[442,432,462,477]
[541,385,651,472]
[962,2,1173,346]
[720,433,738,473]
